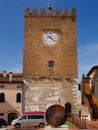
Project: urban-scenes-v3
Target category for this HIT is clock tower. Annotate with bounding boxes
[23,6,78,113]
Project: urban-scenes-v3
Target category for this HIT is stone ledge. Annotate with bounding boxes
[44,125,69,130]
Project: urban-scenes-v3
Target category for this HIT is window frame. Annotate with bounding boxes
[48,60,54,68]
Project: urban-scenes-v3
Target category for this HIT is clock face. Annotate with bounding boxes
[43,32,58,46]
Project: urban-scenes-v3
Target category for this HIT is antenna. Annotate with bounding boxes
[48,0,51,5]
[48,0,52,9]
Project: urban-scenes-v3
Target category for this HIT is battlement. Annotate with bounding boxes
[24,8,76,17]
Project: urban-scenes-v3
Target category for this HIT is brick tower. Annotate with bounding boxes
[23,6,78,113]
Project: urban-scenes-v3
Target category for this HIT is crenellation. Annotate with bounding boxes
[48,8,53,16]
[24,8,76,17]
[71,8,76,17]
[40,8,46,16]
[24,8,31,16]
[64,9,68,16]
[32,8,38,16]
[55,9,60,16]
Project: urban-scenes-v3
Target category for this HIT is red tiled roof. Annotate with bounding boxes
[87,65,98,76]
[0,73,23,83]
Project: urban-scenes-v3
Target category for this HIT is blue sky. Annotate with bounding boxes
[0,0,98,82]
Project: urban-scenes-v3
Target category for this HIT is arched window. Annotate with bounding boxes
[16,93,21,103]
[0,93,5,103]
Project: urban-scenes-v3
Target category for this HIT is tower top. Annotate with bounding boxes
[24,8,76,17]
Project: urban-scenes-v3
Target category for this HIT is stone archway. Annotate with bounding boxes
[65,103,71,113]
[7,112,18,125]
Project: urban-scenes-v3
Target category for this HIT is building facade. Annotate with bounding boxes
[23,7,78,113]
[87,66,98,100]
[81,66,98,120]
[0,71,23,124]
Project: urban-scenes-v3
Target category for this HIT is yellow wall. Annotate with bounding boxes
[85,84,92,95]
[92,94,98,107]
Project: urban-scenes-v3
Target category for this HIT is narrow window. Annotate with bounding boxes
[16,93,21,103]
[0,93,5,103]
[48,60,54,68]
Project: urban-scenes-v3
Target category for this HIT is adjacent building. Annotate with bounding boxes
[0,71,23,124]
[81,66,98,120]
[87,66,98,100]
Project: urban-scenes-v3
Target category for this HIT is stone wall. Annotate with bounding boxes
[23,78,78,113]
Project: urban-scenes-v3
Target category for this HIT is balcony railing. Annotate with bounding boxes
[67,113,87,129]
[84,95,92,120]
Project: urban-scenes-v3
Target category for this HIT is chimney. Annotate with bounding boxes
[9,72,13,81]
[3,71,7,77]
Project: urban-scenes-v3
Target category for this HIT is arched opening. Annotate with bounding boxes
[65,103,71,113]
[8,112,18,125]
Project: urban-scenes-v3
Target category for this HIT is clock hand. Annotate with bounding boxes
[48,36,57,43]
[48,36,53,40]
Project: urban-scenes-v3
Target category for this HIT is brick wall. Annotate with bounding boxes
[23,9,78,79]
